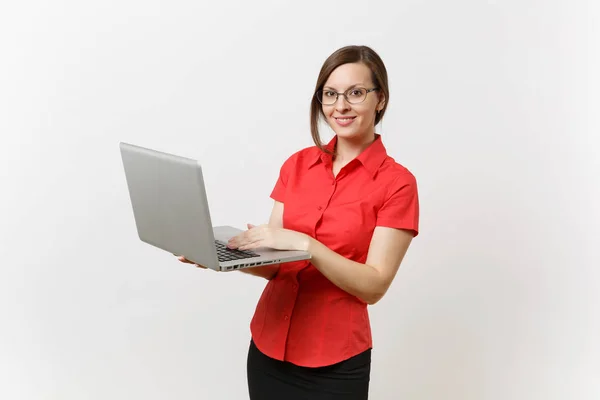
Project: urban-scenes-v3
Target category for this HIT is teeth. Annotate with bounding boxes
[337,118,353,122]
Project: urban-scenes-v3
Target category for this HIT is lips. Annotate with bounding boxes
[333,116,356,127]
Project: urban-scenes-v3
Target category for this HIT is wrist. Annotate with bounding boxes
[299,234,313,253]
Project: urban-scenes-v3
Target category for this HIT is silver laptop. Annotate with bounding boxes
[119,142,311,271]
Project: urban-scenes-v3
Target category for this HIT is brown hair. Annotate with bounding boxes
[310,45,389,152]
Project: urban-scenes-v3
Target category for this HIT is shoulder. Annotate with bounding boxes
[279,145,321,171]
[378,156,418,191]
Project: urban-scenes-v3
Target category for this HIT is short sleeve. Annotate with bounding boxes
[270,153,297,203]
[376,173,420,237]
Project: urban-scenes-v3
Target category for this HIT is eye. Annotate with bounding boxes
[349,89,364,97]
[324,91,336,97]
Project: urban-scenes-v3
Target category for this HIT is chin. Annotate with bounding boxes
[330,125,369,141]
[334,129,361,139]
[327,117,374,140]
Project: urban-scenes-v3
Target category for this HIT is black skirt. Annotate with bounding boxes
[247,339,371,400]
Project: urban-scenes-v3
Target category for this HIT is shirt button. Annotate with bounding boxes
[284,315,289,321]
[317,206,323,210]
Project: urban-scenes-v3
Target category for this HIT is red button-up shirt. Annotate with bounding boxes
[250,134,419,367]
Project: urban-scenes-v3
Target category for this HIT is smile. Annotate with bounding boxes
[334,116,356,127]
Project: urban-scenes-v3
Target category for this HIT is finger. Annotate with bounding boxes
[195,264,207,269]
[229,230,253,248]
[247,223,256,230]
[239,239,262,251]
[235,237,257,249]
[178,256,194,264]
[227,237,241,248]
[228,229,249,246]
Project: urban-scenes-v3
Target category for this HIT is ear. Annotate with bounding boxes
[377,93,386,111]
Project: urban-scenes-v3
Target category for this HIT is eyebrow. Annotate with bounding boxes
[323,84,365,91]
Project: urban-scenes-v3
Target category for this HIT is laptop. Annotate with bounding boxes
[119,142,311,271]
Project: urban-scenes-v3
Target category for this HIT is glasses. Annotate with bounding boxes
[316,87,379,105]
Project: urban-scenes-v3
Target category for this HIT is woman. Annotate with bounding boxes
[180,45,419,399]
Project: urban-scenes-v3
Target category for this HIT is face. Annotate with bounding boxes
[321,62,384,141]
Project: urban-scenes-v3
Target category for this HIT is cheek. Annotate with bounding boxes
[357,107,376,122]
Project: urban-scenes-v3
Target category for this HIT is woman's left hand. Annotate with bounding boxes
[228,224,310,252]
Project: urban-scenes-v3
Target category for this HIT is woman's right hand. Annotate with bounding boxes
[175,255,207,269]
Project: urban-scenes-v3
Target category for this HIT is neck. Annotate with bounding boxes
[334,132,377,162]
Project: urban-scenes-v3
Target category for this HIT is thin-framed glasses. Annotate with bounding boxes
[316,87,379,105]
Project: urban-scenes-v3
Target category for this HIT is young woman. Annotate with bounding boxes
[179,45,419,400]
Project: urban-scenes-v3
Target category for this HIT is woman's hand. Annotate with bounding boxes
[227,224,310,252]
[175,255,207,269]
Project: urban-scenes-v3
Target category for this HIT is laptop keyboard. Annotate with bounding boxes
[215,241,260,262]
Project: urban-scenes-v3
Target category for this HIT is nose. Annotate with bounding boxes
[334,94,350,112]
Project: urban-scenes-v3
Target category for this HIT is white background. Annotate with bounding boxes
[1,0,598,399]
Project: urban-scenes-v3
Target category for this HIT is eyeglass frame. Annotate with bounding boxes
[315,87,380,105]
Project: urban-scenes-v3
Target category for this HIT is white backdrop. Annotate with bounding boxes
[1,0,599,399]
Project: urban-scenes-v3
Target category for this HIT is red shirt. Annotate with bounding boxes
[250,134,419,367]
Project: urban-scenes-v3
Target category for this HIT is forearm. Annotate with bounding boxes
[239,264,280,280]
[306,238,385,304]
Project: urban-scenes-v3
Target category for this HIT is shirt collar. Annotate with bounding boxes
[309,134,388,179]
